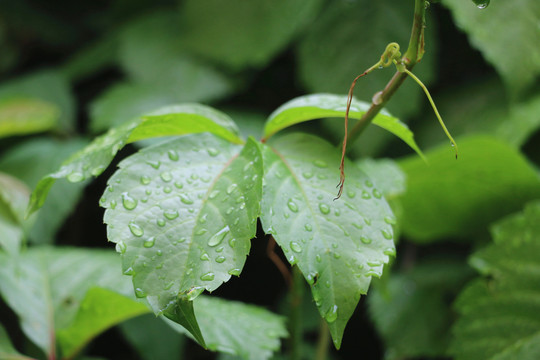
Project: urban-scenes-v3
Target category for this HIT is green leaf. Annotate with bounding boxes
[57,287,149,359]
[399,135,540,242]
[90,12,234,133]
[0,173,30,255]
[0,70,75,133]
[0,138,88,244]
[179,0,324,69]
[163,298,206,348]
[0,98,59,138]
[101,134,262,315]
[263,94,425,159]
[368,258,473,360]
[442,0,540,95]
[296,0,436,119]
[166,296,287,360]
[260,133,396,348]
[0,247,135,358]
[451,201,540,360]
[27,105,243,215]
[0,323,36,360]
[120,314,186,360]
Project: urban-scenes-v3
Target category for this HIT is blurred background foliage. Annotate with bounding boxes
[1,0,540,359]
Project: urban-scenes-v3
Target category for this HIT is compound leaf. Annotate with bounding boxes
[260,133,396,348]
[27,104,243,215]
[263,94,424,159]
[101,134,262,326]
[451,201,540,360]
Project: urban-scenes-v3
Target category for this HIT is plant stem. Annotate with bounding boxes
[346,0,427,146]
[315,319,330,360]
[289,266,304,360]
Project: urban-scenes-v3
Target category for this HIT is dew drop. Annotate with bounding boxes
[372,91,384,105]
[290,242,302,253]
[472,0,489,9]
[200,272,215,281]
[134,288,147,298]
[365,180,373,187]
[325,305,338,323]
[226,183,238,194]
[304,223,313,232]
[110,200,117,209]
[123,267,134,275]
[146,160,161,169]
[208,226,229,247]
[163,186,172,194]
[128,222,144,237]
[381,229,393,240]
[316,254,322,262]
[122,193,138,210]
[360,236,372,244]
[140,176,151,185]
[384,247,396,256]
[302,172,314,179]
[384,215,397,225]
[200,253,210,261]
[207,147,220,157]
[195,228,207,236]
[287,199,299,213]
[372,189,382,199]
[180,194,194,205]
[160,172,172,182]
[164,281,174,290]
[186,287,204,300]
[319,203,330,215]
[215,256,226,263]
[115,241,127,254]
[143,237,155,248]
[67,172,84,183]
[314,159,328,168]
[167,149,179,161]
[164,209,179,220]
[228,238,237,248]
[228,268,241,276]
[157,219,166,227]
[333,252,341,259]
[347,190,356,198]
[352,223,363,230]
[174,182,183,189]
[209,190,220,199]
[361,190,371,199]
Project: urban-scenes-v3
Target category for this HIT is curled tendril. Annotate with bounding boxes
[335,42,457,200]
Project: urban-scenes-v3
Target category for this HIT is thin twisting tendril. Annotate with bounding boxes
[335,42,457,200]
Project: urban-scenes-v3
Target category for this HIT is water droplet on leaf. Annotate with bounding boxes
[143,237,155,248]
[164,209,179,220]
[319,203,330,214]
[200,272,215,281]
[135,288,147,298]
[115,241,127,254]
[208,226,229,247]
[122,193,138,210]
[287,199,299,213]
[290,242,302,253]
[128,222,144,237]
[325,305,338,323]
[215,256,226,263]
[167,150,179,161]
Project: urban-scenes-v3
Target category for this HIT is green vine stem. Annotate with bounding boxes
[346,0,427,147]
[315,319,330,360]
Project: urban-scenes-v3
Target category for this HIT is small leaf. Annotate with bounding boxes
[27,105,243,216]
[399,135,540,242]
[57,287,149,359]
[260,133,395,348]
[0,98,59,138]
[451,201,540,360]
[102,134,262,315]
[0,247,134,357]
[163,299,206,348]
[166,296,287,360]
[263,94,425,160]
